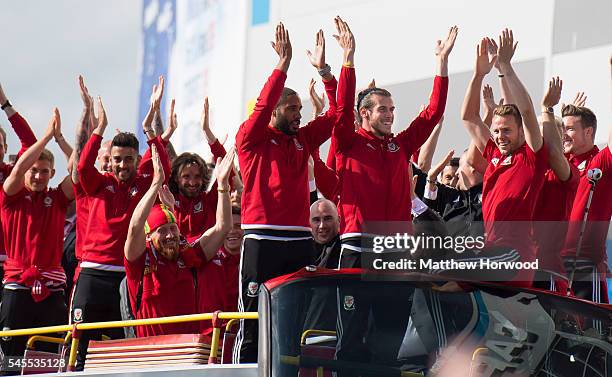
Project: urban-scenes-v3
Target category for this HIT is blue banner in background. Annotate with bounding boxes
[137,0,176,152]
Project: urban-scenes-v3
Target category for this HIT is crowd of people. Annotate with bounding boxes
[0,16,610,369]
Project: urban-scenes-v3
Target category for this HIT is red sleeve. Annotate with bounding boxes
[8,113,37,159]
[138,136,172,181]
[209,139,226,160]
[77,134,106,195]
[124,254,145,315]
[181,241,206,268]
[235,69,287,152]
[326,138,337,172]
[562,163,580,191]
[301,75,339,149]
[396,76,448,158]
[483,139,497,162]
[312,149,339,201]
[0,185,27,208]
[332,67,357,153]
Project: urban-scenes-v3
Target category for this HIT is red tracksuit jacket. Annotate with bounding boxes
[334,68,448,236]
[236,69,337,230]
[77,134,170,267]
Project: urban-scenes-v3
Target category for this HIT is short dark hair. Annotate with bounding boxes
[562,105,597,140]
[231,204,241,216]
[111,132,139,150]
[493,104,523,129]
[449,157,460,168]
[275,87,298,109]
[169,152,210,195]
[356,88,392,123]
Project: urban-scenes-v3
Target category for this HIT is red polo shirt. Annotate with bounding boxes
[1,186,70,297]
[0,112,37,262]
[532,166,579,272]
[196,246,240,334]
[125,240,205,337]
[482,139,549,261]
[562,147,612,263]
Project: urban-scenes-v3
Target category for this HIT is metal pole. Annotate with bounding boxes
[567,168,603,294]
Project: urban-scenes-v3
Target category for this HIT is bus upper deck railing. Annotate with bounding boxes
[0,311,258,371]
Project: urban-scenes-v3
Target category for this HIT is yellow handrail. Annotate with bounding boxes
[0,311,258,370]
[300,329,336,345]
[0,312,258,338]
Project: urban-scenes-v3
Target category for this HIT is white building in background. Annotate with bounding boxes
[141,0,611,162]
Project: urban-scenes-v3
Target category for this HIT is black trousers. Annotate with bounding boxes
[232,234,315,363]
[0,289,67,358]
[70,268,125,370]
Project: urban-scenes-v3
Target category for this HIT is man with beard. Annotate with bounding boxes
[233,22,340,363]
[197,205,242,334]
[124,146,233,337]
[71,81,171,369]
[169,97,227,242]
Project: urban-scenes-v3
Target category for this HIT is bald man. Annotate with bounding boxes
[310,199,341,268]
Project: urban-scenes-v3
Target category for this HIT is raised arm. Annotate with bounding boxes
[235,23,290,151]
[142,76,164,142]
[308,78,326,120]
[200,97,227,159]
[541,77,570,181]
[461,38,495,154]
[496,29,542,152]
[331,16,357,152]
[3,110,56,196]
[77,103,108,195]
[71,76,94,184]
[435,25,458,77]
[300,25,340,148]
[417,116,443,172]
[125,145,165,262]
[0,83,37,157]
[154,98,178,161]
[50,107,73,162]
[487,39,515,105]
[397,27,455,156]
[197,149,234,261]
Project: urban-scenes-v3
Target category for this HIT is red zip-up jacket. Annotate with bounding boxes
[334,68,448,236]
[175,140,226,242]
[236,69,337,231]
[0,112,37,261]
[77,134,170,267]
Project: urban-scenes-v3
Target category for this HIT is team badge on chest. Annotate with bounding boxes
[193,201,203,214]
[387,141,399,152]
[343,295,355,311]
[43,196,53,207]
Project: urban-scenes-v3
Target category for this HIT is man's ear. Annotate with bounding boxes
[359,107,368,120]
[50,168,56,179]
[584,126,594,140]
[136,154,142,166]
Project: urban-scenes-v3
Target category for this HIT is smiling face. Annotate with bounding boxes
[361,94,395,138]
[562,115,594,155]
[491,114,524,155]
[224,213,243,255]
[310,200,339,245]
[177,163,204,198]
[25,159,55,192]
[272,94,302,135]
[111,146,138,182]
[149,222,181,261]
